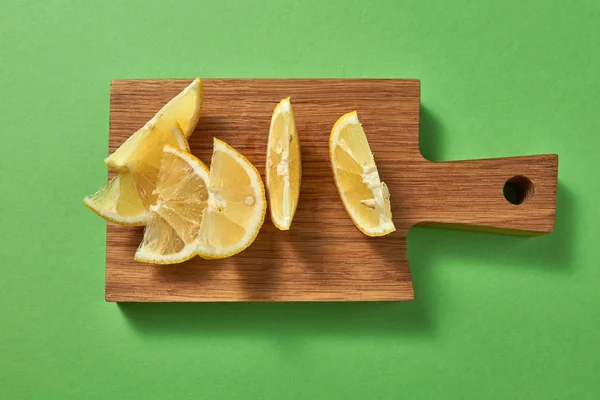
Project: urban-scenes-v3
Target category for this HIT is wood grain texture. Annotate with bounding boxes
[105,79,558,302]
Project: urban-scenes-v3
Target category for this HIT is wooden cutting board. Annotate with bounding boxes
[105,79,558,302]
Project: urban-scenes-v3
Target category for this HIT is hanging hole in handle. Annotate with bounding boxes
[503,175,534,205]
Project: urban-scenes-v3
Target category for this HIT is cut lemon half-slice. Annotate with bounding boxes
[83,124,189,225]
[197,138,266,259]
[329,111,395,237]
[266,97,301,230]
[135,146,210,264]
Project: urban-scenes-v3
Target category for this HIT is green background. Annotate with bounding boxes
[1,0,598,398]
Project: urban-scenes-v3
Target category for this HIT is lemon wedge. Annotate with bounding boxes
[329,111,395,236]
[85,78,202,225]
[105,78,202,171]
[152,78,203,140]
[84,124,189,225]
[266,97,301,230]
[197,138,266,259]
[135,146,210,264]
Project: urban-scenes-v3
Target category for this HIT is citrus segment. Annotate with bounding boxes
[266,97,301,230]
[329,111,395,237]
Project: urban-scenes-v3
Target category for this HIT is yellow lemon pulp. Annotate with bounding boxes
[135,146,210,264]
[329,111,395,237]
[266,97,301,230]
[84,125,189,225]
[197,138,266,259]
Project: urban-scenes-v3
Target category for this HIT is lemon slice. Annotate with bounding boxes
[137,139,266,263]
[266,97,301,230]
[135,146,210,264]
[84,124,189,225]
[329,111,395,236]
[105,78,202,171]
[197,138,266,259]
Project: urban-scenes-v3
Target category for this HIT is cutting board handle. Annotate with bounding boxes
[416,154,558,236]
